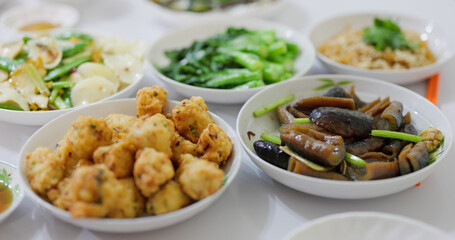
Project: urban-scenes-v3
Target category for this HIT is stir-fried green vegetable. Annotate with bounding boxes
[161,27,300,89]
[363,17,420,51]
[253,94,294,117]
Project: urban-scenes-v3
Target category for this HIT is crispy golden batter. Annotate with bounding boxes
[197,123,232,165]
[136,86,168,117]
[146,180,191,215]
[177,154,224,200]
[105,114,138,142]
[108,178,144,218]
[127,114,174,156]
[171,132,197,167]
[172,96,214,143]
[65,165,121,218]
[47,177,72,210]
[134,148,175,197]
[25,147,64,196]
[61,116,112,176]
[93,141,136,178]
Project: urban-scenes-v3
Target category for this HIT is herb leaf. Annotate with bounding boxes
[363,18,419,51]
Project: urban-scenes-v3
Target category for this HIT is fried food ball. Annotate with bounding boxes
[127,114,174,156]
[65,165,121,218]
[25,147,64,196]
[171,133,197,167]
[177,154,224,200]
[134,148,175,197]
[62,116,112,176]
[105,114,138,142]
[47,177,72,210]
[197,123,233,165]
[136,86,168,117]
[93,141,136,178]
[146,180,191,215]
[172,96,214,143]
[108,178,145,218]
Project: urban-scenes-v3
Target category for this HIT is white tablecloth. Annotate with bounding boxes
[1,0,455,239]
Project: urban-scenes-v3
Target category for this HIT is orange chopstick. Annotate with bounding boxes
[426,73,440,106]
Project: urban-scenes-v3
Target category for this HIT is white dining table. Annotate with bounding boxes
[1,0,455,239]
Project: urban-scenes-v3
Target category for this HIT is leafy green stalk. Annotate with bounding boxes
[253,94,295,117]
[293,118,312,124]
[24,63,50,95]
[260,132,281,145]
[345,153,366,167]
[371,130,422,142]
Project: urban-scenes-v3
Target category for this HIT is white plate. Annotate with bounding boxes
[284,212,452,240]
[236,74,452,199]
[309,12,455,84]
[0,3,79,37]
[18,99,242,233]
[148,18,315,104]
[0,161,24,224]
[0,30,147,126]
[145,0,290,26]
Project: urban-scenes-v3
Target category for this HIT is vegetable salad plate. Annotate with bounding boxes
[284,212,452,240]
[148,18,315,104]
[309,12,455,84]
[236,74,452,199]
[0,29,147,126]
[18,99,241,232]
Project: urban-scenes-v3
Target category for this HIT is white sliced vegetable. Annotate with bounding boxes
[77,62,119,90]
[68,72,84,83]
[0,41,24,59]
[96,37,147,59]
[0,69,8,82]
[9,68,48,109]
[27,37,63,69]
[102,53,143,85]
[70,76,117,107]
[0,83,30,111]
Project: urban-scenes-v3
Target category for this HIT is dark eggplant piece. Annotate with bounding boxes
[288,157,349,180]
[348,86,366,109]
[382,121,418,157]
[378,101,403,131]
[323,86,348,98]
[294,96,355,114]
[280,126,345,167]
[341,160,400,181]
[398,142,429,175]
[253,140,289,170]
[346,137,386,156]
[309,107,373,138]
[276,106,294,125]
[286,105,308,118]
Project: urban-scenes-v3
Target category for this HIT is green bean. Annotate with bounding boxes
[371,130,422,142]
[53,97,69,110]
[43,55,91,82]
[260,132,281,145]
[62,42,88,58]
[49,87,61,104]
[54,32,94,42]
[0,57,24,72]
[253,94,295,117]
[52,81,75,88]
[0,103,24,111]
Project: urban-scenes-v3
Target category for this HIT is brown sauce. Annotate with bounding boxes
[0,182,13,213]
[19,22,60,31]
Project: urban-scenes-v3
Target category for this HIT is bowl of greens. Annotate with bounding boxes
[0,30,147,126]
[309,12,455,84]
[148,18,315,104]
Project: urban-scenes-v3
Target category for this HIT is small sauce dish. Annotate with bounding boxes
[0,160,24,224]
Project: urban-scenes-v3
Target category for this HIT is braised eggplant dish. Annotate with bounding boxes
[253,84,444,181]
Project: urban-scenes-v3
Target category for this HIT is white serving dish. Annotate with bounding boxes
[0,3,79,37]
[309,12,455,84]
[18,99,241,233]
[284,212,452,240]
[0,30,147,126]
[145,0,290,26]
[0,161,24,224]
[148,18,315,104]
[236,74,452,199]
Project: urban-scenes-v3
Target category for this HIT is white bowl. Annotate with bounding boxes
[0,161,24,224]
[309,12,455,84]
[0,30,147,126]
[236,74,452,199]
[284,212,452,240]
[145,0,290,26]
[0,3,79,37]
[18,99,241,233]
[148,18,315,104]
